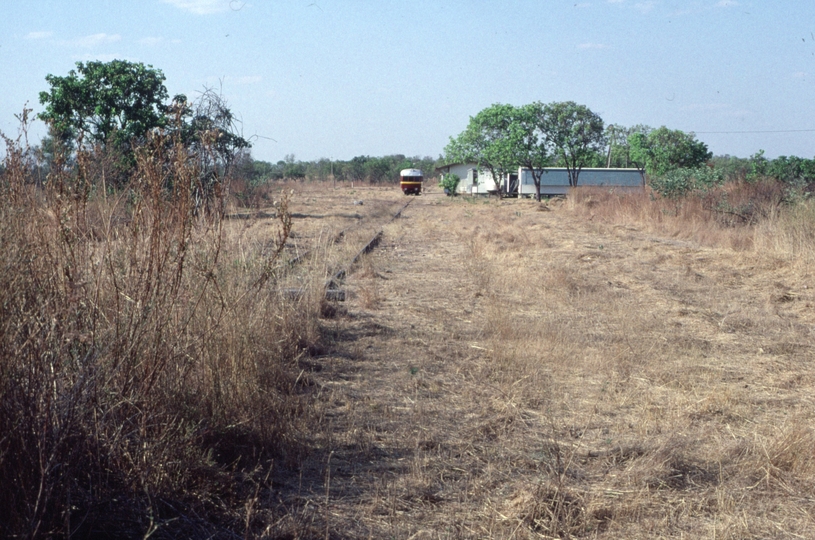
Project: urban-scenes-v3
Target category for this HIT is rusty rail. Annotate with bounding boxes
[325,199,412,300]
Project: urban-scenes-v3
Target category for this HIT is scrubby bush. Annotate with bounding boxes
[0,112,315,538]
[439,172,460,195]
[650,166,723,199]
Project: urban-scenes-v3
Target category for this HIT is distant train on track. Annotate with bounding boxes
[400,169,423,195]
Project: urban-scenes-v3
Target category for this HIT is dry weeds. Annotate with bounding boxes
[274,186,815,539]
[5,123,815,540]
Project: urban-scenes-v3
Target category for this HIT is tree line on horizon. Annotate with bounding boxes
[4,59,815,203]
[235,153,438,185]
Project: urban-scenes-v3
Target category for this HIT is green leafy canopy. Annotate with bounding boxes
[628,126,711,178]
[38,60,169,148]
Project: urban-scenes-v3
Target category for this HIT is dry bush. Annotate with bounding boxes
[571,182,815,260]
[754,199,815,263]
[0,120,319,538]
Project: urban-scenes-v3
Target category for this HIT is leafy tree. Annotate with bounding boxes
[248,159,278,184]
[629,126,711,180]
[541,101,605,186]
[364,156,392,183]
[240,155,436,185]
[507,102,551,201]
[38,60,169,150]
[767,155,815,189]
[444,103,520,197]
[604,124,652,169]
[344,156,369,183]
[279,154,305,180]
[306,158,334,181]
[745,150,769,182]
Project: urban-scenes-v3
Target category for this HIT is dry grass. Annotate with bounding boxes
[275,187,815,539]
[0,123,326,538]
[6,113,815,540]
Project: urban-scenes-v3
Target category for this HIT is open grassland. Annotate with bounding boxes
[275,184,815,539]
[2,158,815,538]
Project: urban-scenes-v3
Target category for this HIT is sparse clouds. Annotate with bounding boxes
[607,0,657,14]
[25,31,52,40]
[66,33,122,48]
[161,0,232,15]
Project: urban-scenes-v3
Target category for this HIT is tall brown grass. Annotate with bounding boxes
[0,115,318,538]
[570,181,815,262]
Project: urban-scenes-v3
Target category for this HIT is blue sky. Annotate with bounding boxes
[2,0,815,163]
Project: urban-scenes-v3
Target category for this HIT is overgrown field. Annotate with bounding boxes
[3,126,815,540]
[0,127,334,537]
[275,183,815,539]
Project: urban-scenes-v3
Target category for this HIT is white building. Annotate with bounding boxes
[434,163,500,194]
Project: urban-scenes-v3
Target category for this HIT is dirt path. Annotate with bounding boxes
[277,193,815,539]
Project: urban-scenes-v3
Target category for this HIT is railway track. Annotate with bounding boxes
[276,196,414,301]
[324,198,412,300]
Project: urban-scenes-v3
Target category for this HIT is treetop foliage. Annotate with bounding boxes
[444,103,525,197]
[539,101,605,186]
[38,60,169,149]
[443,101,606,199]
[628,126,712,178]
[32,60,253,208]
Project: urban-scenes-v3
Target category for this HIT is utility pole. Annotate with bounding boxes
[606,125,614,168]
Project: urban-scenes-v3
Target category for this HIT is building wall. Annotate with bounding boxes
[462,169,499,194]
[519,167,642,196]
[441,164,475,184]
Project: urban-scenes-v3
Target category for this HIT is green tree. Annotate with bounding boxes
[444,103,520,197]
[38,60,169,150]
[507,102,551,201]
[364,156,392,183]
[629,126,711,180]
[649,166,723,199]
[278,154,305,180]
[604,124,651,169]
[344,156,369,183]
[541,101,605,186]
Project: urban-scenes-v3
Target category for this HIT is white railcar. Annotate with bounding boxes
[519,167,643,197]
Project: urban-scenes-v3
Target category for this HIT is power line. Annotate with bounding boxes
[694,129,815,134]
